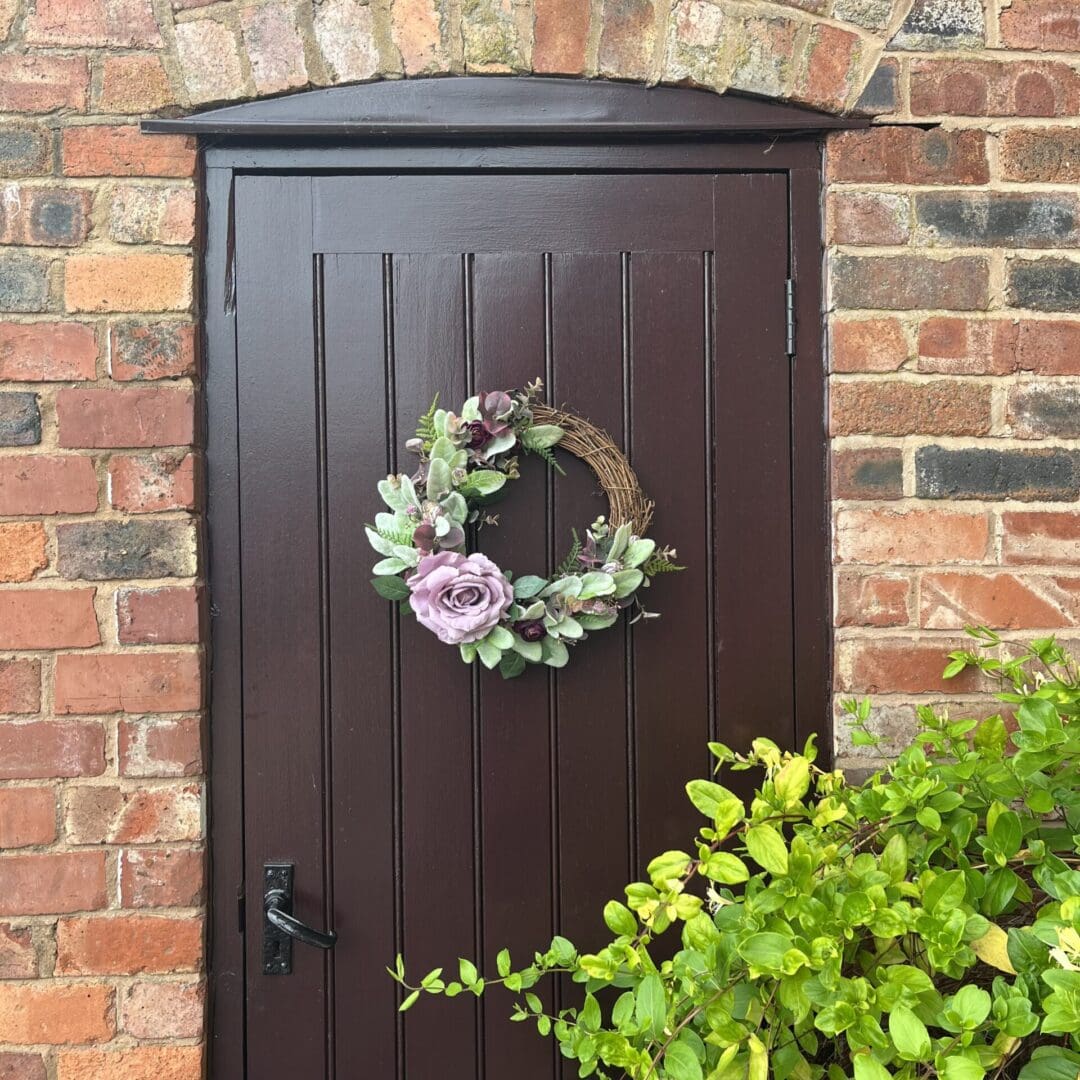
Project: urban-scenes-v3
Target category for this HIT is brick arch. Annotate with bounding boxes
[155,0,917,117]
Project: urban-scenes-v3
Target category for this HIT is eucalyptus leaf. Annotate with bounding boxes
[512,575,547,600]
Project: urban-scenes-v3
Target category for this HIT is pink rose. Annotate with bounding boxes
[407,551,513,645]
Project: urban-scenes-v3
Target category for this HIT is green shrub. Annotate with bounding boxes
[392,631,1080,1079]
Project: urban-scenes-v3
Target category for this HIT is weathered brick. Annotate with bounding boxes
[108,184,194,246]
[664,0,725,85]
[58,913,202,973]
[314,0,378,82]
[55,652,201,714]
[0,256,50,314]
[463,0,527,72]
[831,446,904,500]
[829,191,910,246]
[109,321,196,380]
[175,18,246,104]
[831,380,991,437]
[0,660,40,715]
[243,0,309,92]
[832,255,990,311]
[727,15,800,100]
[855,57,898,114]
[0,186,90,247]
[1001,128,1080,185]
[97,53,173,114]
[62,126,195,179]
[64,783,201,844]
[1003,511,1080,566]
[835,508,990,564]
[0,982,113,1044]
[837,637,984,694]
[117,586,200,644]
[535,0,590,74]
[916,192,1080,249]
[0,455,98,515]
[599,0,660,82]
[916,317,1015,376]
[827,128,989,185]
[64,253,193,314]
[835,571,911,627]
[916,445,1080,501]
[120,981,203,1039]
[793,23,862,112]
[0,322,97,380]
[57,387,194,448]
[0,127,52,178]
[1008,383,1080,439]
[109,452,196,512]
[1001,0,1080,51]
[0,926,38,979]
[56,1046,202,1080]
[890,0,984,50]
[831,317,908,372]
[0,788,56,848]
[1009,320,1080,375]
[120,846,204,907]
[57,519,197,579]
[0,589,99,649]
[910,58,1080,117]
[0,394,40,446]
[0,720,104,776]
[25,0,160,46]
[833,0,890,30]
[0,852,107,916]
[1008,258,1080,312]
[0,55,88,113]
[921,571,1080,629]
[119,715,202,776]
[0,524,47,584]
[390,0,443,75]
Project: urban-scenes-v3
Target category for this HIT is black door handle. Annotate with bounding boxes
[263,863,337,975]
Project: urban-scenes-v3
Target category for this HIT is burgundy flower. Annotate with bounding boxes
[514,619,546,642]
[466,420,493,450]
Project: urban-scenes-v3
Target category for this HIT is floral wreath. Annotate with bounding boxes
[367,380,681,679]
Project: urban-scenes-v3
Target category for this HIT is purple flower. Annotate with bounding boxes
[466,420,493,450]
[514,619,546,642]
[407,551,513,645]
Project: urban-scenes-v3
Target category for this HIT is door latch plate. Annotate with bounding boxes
[263,862,294,975]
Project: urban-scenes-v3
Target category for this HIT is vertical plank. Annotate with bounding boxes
[235,174,327,1075]
[470,253,557,1080]
[629,253,711,871]
[392,254,479,1075]
[323,254,398,1075]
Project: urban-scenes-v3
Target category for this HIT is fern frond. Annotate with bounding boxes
[526,443,566,476]
[553,529,582,578]
[415,393,440,449]
[642,551,685,577]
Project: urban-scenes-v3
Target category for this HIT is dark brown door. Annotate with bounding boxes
[231,170,797,1078]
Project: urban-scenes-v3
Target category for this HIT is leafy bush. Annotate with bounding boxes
[392,632,1080,1079]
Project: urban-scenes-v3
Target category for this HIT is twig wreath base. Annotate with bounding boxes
[366,380,681,679]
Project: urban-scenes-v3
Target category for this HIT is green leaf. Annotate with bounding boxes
[947,985,991,1029]
[399,990,420,1012]
[459,958,478,986]
[635,973,666,1042]
[499,651,526,679]
[511,635,543,662]
[603,901,637,937]
[737,933,790,971]
[611,569,643,599]
[541,637,569,668]
[940,1055,985,1080]
[623,538,655,569]
[477,638,501,670]
[371,575,411,600]
[744,824,789,875]
[685,780,743,829]
[747,1036,768,1080]
[915,806,941,831]
[704,852,750,884]
[460,470,507,497]
[496,949,511,978]
[889,1005,931,1061]
[512,575,547,600]
[853,1055,891,1080]
[663,1042,702,1080]
[1019,1048,1080,1080]
[924,869,965,912]
[521,424,563,450]
[773,757,810,804]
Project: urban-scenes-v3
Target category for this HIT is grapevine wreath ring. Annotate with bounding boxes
[366,380,682,679]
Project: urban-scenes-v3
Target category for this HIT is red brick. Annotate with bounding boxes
[1010,320,1080,376]
[120,847,204,907]
[0,852,107,915]
[57,387,194,449]
[1001,128,1080,183]
[921,571,1080,630]
[835,508,990,565]
[109,452,196,511]
[63,783,201,844]
[0,524,47,584]
[0,186,91,247]
[598,0,660,81]
[910,58,1080,117]
[831,317,908,372]
[119,715,202,776]
[0,660,41,715]
[57,914,202,974]
[55,653,202,715]
[836,571,911,628]
[827,128,989,185]
[916,317,1016,376]
[390,0,443,75]
[793,23,861,112]
[833,254,990,311]
[0,323,97,381]
[0,456,97,515]
[534,0,590,73]
[0,589,99,650]
[828,191,910,246]
[0,926,38,979]
[117,586,199,644]
[120,980,203,1039]
[0,983,113,1045]
[97,53,172,113]
[0,56,88,113]
[109,321,196,380]
[62,126,195,179]
[831,446,904,500]
[1002,511,1080,566]
[25,0,160,46]
[830,380,992,437]
[0,1055,46,1080]
[0,788,55,848]
[56,1046,202,1080]
[0,720,104,777]
[837,637,983,694]
[1001,0,1080,51]
[64,253,193,314]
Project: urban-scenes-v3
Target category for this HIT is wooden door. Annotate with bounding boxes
[228,169,802,1078]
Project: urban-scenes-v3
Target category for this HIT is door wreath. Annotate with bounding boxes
[366,380,681,679]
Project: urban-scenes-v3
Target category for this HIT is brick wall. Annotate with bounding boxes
[0,0,1076,1074]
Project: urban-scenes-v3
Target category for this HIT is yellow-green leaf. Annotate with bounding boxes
[971,923,1017,974]
[745,824,789,875]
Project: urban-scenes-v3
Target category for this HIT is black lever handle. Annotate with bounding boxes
[263,863,336,975]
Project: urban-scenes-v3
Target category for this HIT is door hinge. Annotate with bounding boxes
[785,278,795,359]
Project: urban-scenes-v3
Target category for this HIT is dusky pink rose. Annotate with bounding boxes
[407,550,513,645]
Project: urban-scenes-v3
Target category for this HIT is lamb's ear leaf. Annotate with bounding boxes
[521,424,563,450]
[371,576,410,601]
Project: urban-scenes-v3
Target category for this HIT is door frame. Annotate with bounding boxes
[152,77,865,1077]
